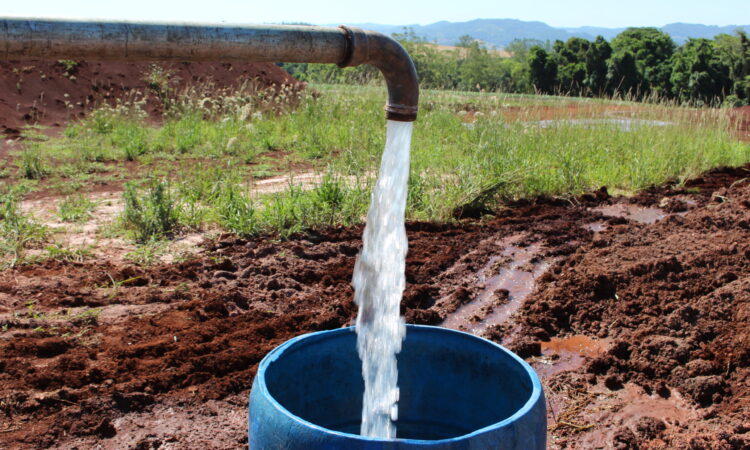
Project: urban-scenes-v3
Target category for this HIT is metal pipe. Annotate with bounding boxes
[0,17,418,121]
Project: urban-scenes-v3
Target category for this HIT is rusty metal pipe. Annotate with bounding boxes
[0,18,418,121]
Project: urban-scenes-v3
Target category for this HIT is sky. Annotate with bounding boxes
[2,0,749,28]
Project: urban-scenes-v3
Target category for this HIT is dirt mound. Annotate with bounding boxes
[522,167,750,447]
[0,60,300,136]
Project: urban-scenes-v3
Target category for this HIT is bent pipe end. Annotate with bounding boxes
[338,26,419,122]
[0,18,418,122]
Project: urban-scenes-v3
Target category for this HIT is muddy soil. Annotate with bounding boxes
[0,60,300,137]
[0,165,748,449]
[519,166,750,449]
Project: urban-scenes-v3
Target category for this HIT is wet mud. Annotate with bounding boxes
[0,164,748,448]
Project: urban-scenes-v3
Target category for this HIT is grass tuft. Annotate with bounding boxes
[19,144,48,180]
[0,190,47,266]
[57,194,95,223]
[122,179,181,243]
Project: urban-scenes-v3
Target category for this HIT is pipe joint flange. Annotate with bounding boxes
[337,25,369,68]
[385,103,418,122]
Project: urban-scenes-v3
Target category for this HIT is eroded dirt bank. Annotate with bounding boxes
[0,60,300,137]
[0,165,748,448]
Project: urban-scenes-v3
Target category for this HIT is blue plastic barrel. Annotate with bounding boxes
[249,324,546,449]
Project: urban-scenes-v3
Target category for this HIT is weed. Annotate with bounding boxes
[216,183,258,237]
[57,59,78,74]
[10,302,100,331]
[57,194,95,222]
[111,123,149,161]
[144,64,178,112]
[0,190,47,266]
[78,137,112,162]
[124,240,167,265]
[25,300,43,319]
[44,243,93,263]
[64,124,82,138]
[18,144,48,179]
[122,179,181,243]
[89,108,116,135]
[314,172,344,219]
[20,125,50,142]
[260,184,305,238]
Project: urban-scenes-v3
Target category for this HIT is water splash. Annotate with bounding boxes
[353,120,412,439]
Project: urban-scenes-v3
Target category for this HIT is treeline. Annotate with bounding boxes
[279,27,750,106]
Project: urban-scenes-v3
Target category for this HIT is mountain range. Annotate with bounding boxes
[346,19,750,48]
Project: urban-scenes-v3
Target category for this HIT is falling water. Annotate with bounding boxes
[353,120,413,439]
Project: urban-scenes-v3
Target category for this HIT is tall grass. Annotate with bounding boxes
[18,144,48,179]
[0,189,47,266]
[12,80,750,242]
[114,165,369,242]
[122,179,180,243]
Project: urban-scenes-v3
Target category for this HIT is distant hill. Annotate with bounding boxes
[562,26,625,41]
[659,23,750,43]
[346,19,750,48]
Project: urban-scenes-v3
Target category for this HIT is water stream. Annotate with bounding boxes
[352,120,413,438]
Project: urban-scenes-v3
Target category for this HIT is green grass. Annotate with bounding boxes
[117,166,368,242]
[7,82,750,244]
[57,194,95,223]
[122,179,181,243]
[0,189,47,266]
[18,144,49,180]
[44,242,93,263]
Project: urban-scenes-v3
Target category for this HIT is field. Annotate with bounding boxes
[1,62,749,448]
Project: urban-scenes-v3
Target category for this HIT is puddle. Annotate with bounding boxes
[591,203,668,224]
[576,383,698,448]
[441,236,550,334]
[543,335,609,357]
[531,118,672,131]
[535,335,610,378]
[587,199,697,229]
[583,221,607,233]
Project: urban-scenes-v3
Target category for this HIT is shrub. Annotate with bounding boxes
[122,179,181,243]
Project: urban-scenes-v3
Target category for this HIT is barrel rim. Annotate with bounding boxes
[252,324,544,444]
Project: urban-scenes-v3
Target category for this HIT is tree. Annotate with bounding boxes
[670,38,732,104]
[456,35,476,48]
[552,38,591,96]
[505,39,548,63]
[607,51,640,97]
[457,40,499,91]
[495,58,532,93]
[394,28,459,90]
[584,36,613,96]
[739,31,750,102]
[528,46,557,94]
[610,27,676,98]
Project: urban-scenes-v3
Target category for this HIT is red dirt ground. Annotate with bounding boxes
[0,60,300,137]
[1,164,748,448]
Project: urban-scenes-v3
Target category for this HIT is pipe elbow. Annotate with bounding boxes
[339,26,419,122]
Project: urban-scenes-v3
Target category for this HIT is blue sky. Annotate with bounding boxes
[2,0,749,28]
